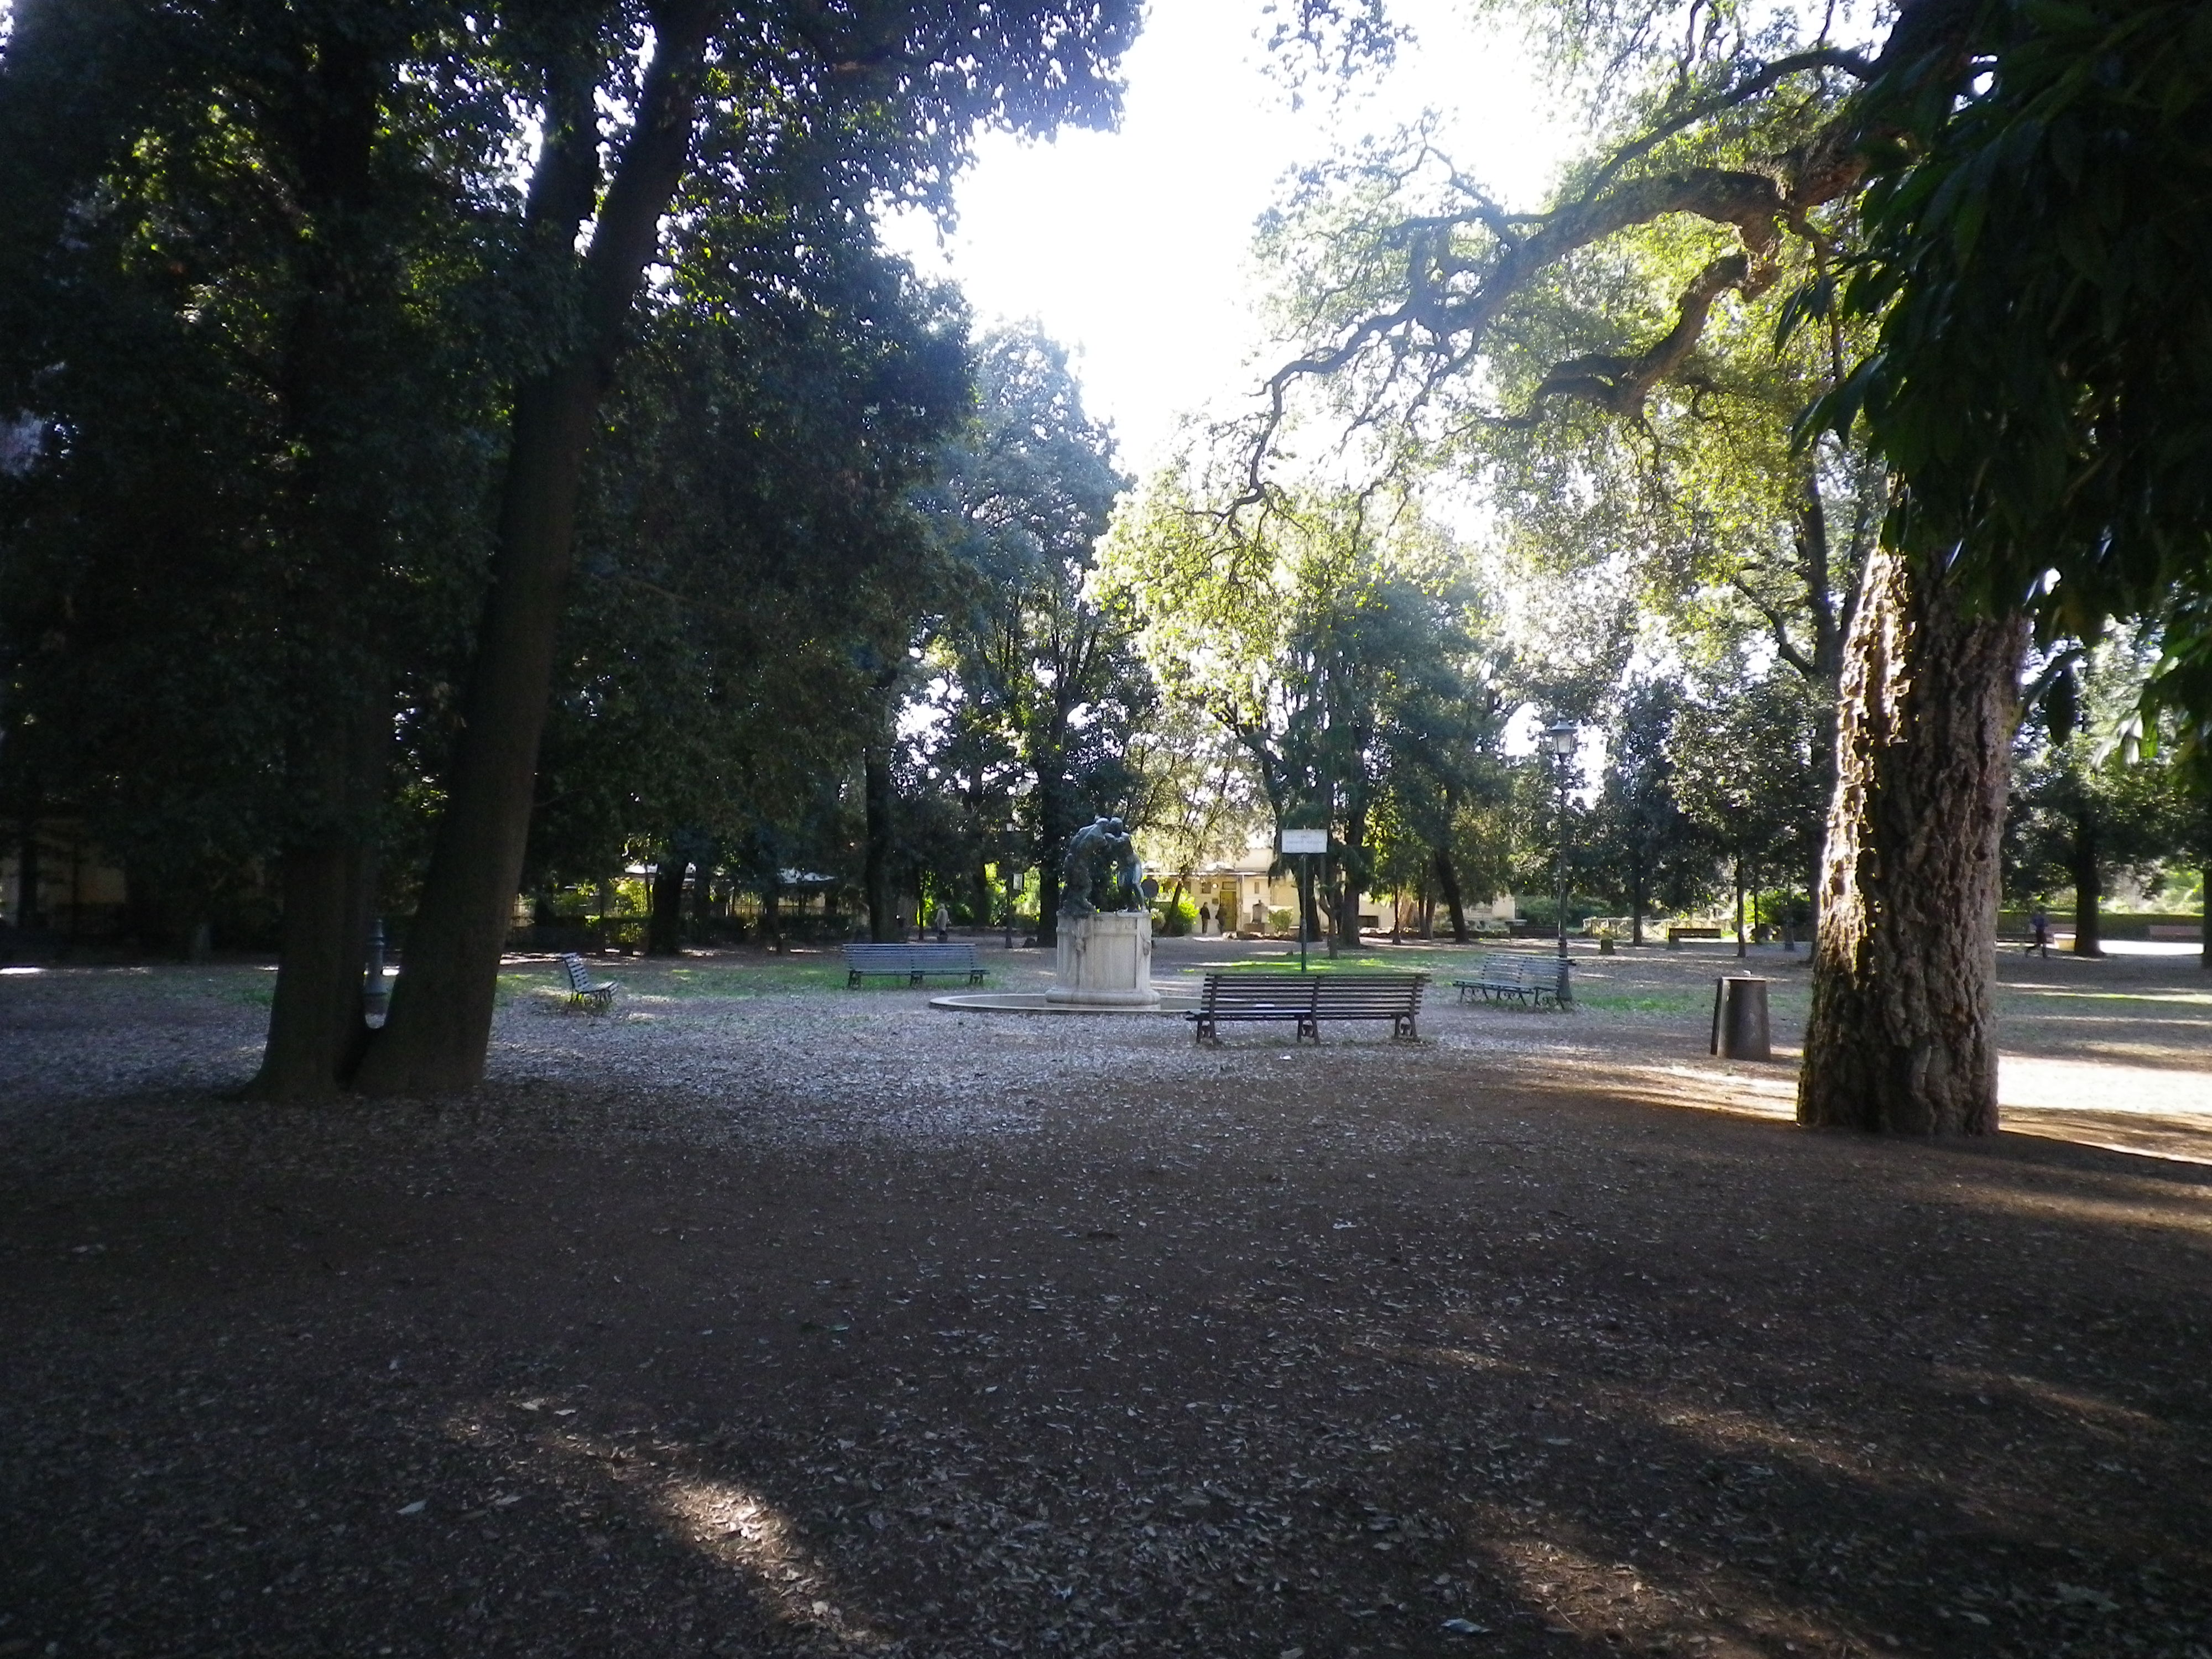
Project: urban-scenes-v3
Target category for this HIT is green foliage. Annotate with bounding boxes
[908,325,1154,907]
[528,222,971,889]
[1666,660,1824,887]
[2006,629,2199,905]
[1579,677,1717,921]
[1814,0,2212,742]
[1108,467,1512,940]
[0,0,520,918]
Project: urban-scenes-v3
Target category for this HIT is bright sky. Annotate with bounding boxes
[881,0,1578,476]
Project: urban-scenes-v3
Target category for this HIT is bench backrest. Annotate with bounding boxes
[559,953,597,990]
[906,942,978,968]
[1198,971,1426,1011]
[1474,952,1546,978]
[843,942,979,970]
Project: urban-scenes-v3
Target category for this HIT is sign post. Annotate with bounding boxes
[1280,829,1328,973]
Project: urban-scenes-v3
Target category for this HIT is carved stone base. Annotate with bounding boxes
[1047,911,1159,1008]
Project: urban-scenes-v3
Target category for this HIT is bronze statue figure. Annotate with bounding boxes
[1059,816,1145,917]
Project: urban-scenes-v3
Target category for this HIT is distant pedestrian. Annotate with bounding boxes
[2030,906,2051,958]
[932,901,951,943]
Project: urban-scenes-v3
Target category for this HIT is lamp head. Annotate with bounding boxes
[1543,720,1579,759]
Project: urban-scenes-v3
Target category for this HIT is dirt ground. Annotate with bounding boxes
[2,936,2209,1659]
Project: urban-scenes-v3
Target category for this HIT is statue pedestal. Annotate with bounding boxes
[1047,912,1159,1008]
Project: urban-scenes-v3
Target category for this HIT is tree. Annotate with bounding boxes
[915,327,1150,947]
[1767,0,2212,1118]
[0,0,521,1091]
[0,0,1140,1094]
[2007,634,2197,957]
[1668,665,1825,954]
[1109,472,1503,952]
[1245,0,2041,1131]
[524,211,970,954]
[362,0,1140,1093]
[1582,679,1713,944]
[1121,703,1267,930]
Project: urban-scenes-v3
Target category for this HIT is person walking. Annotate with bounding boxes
[2030,905,2051,959]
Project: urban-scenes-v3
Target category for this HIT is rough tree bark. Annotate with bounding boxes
[2067,807,2103,957]
[1798,547,2026,1134]
[646,849,688,956]
[1032,768,1077,950]
[1433,846,1469,943]
[247,29,394,1100]
[354,7,716,1094]
[690,850,718,932]
[250,701,382,1098]
[863,744,896,943]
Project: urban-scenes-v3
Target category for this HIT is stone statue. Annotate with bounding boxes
[1059,816,1145,916]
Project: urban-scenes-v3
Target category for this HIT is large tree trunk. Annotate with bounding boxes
[1433,846,1469,942]
[1334,810,1367,955]
[252,685,385,1097]
[354,11,714,1095]
[864,744,897,943]
[691,850,718,931]
[2068,807,2103,957]
[1033,766,1076,950]
[251,845,374,1098]
[241,32,393,1099]
[646,849,688,956]
[1799,548,2026,1134]
[1627,857,1646,947]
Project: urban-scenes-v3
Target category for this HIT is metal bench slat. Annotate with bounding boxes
[1190,970,1426,1044]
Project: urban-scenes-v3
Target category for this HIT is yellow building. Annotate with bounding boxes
[1165,838,1515,938]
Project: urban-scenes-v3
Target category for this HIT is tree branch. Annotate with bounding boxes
[1731,572,1819,679]
[1582,47,1875,201]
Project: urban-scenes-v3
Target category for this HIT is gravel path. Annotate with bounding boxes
[2,940,2208,1658]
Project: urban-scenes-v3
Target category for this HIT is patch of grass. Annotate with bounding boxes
[653,963,849,997]
[2007,987,2212,1009]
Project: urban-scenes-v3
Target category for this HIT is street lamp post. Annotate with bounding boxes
[1545,719,1579,1006]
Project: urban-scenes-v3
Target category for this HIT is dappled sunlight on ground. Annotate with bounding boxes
[656,1473,892,1650]
[4,942,2210,1654]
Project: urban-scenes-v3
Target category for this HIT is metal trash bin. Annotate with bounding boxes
[1710,975,1771,1061]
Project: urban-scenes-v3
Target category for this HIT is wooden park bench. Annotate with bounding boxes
[558,952,617,1013]
[1452,953,1561,1009]
[842,941,988,989]
[1667,925,1723,947]
[1187,971,1427,1044]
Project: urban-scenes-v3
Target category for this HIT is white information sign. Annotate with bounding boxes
[1280,829,1327,855]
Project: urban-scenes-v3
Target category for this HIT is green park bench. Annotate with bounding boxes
[1188,971,1426,1044]
[558,952,617,1013]
[842,942,988,988]
[1452,953,1560,1008]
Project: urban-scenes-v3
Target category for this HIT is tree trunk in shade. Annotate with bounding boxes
[353,8,715,1094]
[1433,846,1468,943]
[2068,808,2103,957]
[646,851,688,956]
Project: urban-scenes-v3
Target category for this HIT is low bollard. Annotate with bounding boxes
[1710,975,1771,1061]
